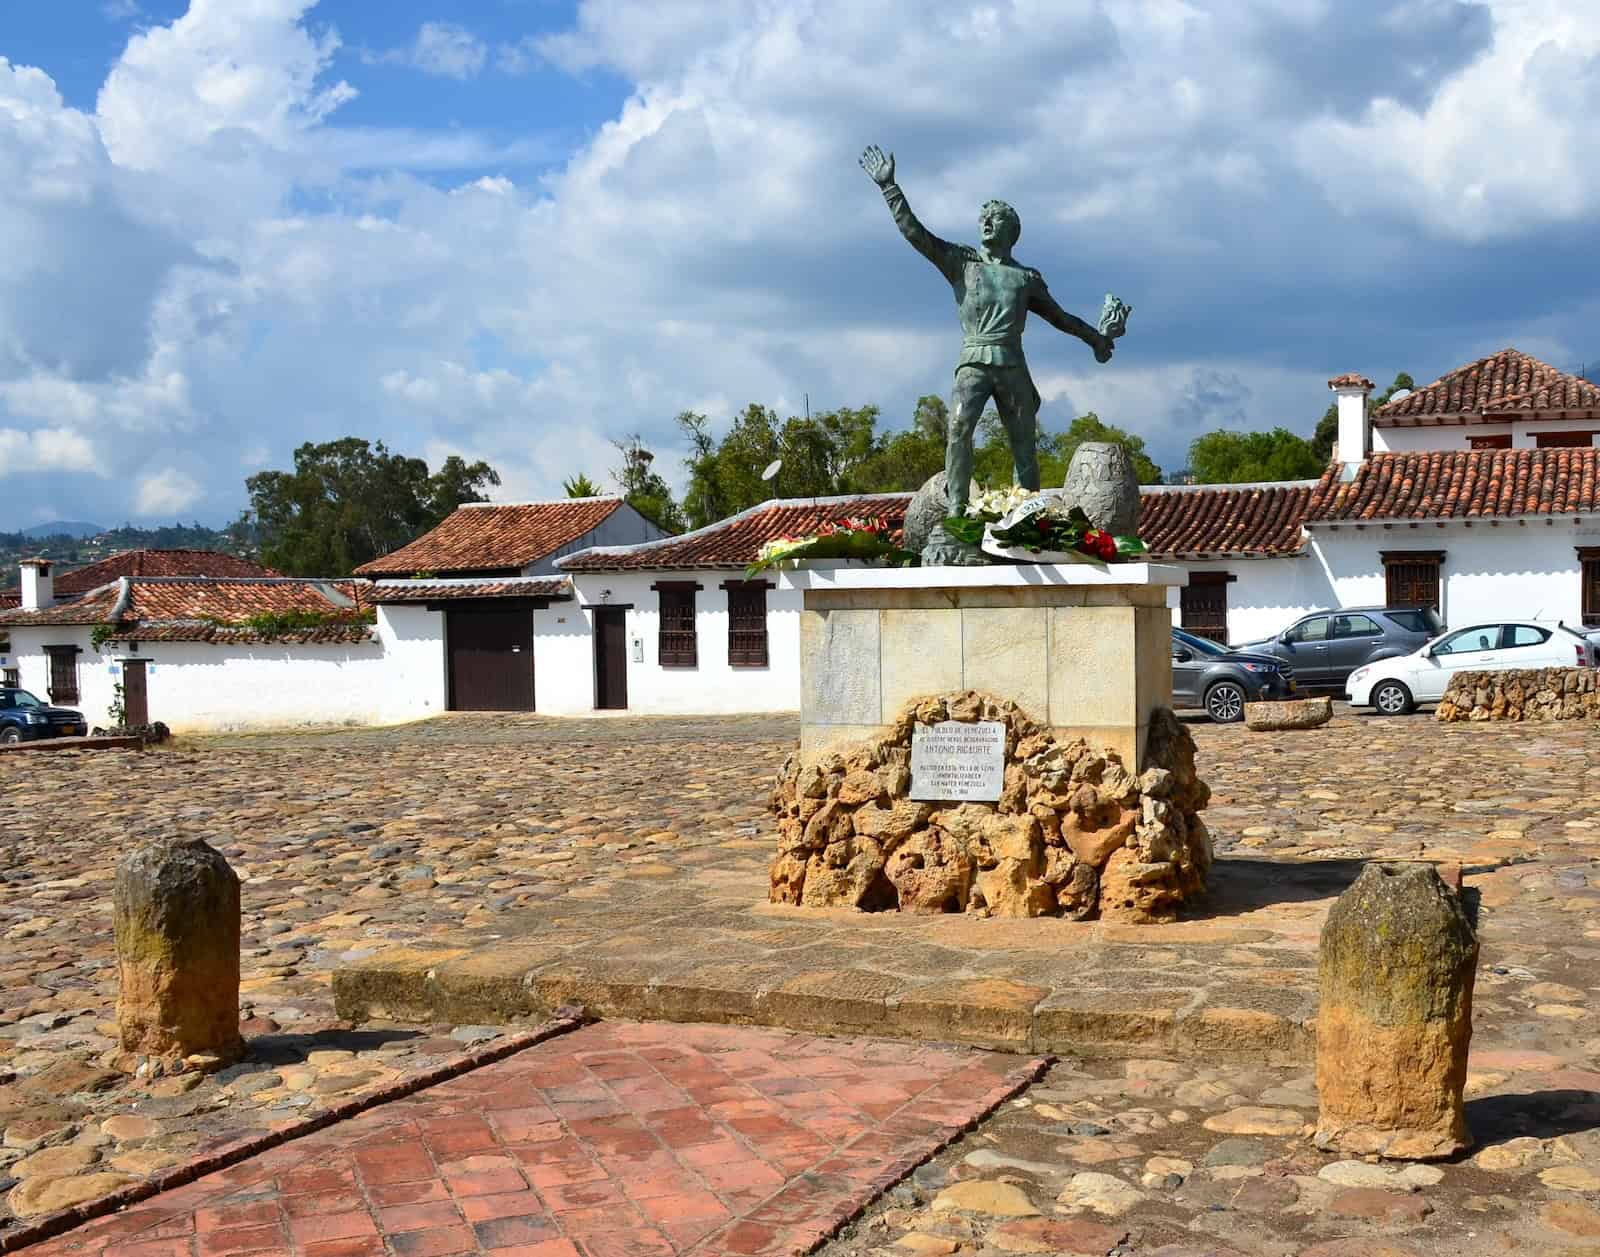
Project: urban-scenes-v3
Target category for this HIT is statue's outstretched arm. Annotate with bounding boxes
[861,145,963,284]
[1031,284,1114,363]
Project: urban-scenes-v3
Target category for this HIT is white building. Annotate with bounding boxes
[0,568,406,732]
[1152,349,1600,645]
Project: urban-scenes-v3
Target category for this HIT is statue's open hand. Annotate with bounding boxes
[860,145,895,187]
[1094,335,1114,364]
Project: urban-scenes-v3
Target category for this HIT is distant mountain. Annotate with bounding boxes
[21,521,104,540]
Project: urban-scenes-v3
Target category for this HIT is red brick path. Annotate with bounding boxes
[29,1023,1039,1257]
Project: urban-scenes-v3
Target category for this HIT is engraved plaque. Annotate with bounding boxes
[910,720,1005,802]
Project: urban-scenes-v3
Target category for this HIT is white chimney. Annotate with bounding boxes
[1328,373,1375,467]
[20,558,54,611]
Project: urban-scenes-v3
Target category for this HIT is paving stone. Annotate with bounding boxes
[986,1216,1128,1253]
[1326,1187,1435,1223]
[930,1181,1040,1217]
[1056,1172,1145,1216]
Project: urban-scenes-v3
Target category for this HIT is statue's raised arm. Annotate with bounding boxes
[860,145,964,285]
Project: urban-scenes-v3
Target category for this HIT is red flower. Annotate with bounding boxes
[1078,529,1118,561]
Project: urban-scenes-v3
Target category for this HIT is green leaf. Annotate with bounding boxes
[939,516,987,546]
[1114,535,1148,555]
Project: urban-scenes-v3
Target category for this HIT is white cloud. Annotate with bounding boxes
[0,427,102,474]
[364,21,488,80]
[102,0,141,20]
[135,466,203,515]
[1,0,1596,535]
[1295,0,1600,240]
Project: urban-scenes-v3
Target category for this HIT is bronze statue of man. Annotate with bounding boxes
[861,144,1119,516]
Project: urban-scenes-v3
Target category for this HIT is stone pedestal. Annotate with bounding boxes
[1315,861,1478,1160]
[783,563,1186,771]
[114,836,244,1068]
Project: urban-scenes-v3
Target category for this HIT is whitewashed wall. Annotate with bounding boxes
[6,626,424,733]
[1163,557,1334,645]
[374,605,448,720]
[1310,523,1599,629]
[1371,419,1598,453]
[545,570,804,714]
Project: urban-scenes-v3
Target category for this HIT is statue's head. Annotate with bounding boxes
[979,199,1020,250]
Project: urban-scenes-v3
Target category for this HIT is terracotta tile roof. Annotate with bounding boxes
[355,498,626,576]
[1374,347,1600,424]
[370,577,571,603]
[1137,484,1314,558]
[53,548,278,596]
[0,577,376,644]
[0,591,17,610]
[558,495,913,571]
[1306,448,1600,522]
[1327,373,1375,391]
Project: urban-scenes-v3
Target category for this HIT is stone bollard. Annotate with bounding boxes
[114,836,243,1069]
[1315,861,1477,1159]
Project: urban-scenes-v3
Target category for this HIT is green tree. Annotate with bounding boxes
[612,435,685,534]
[245,438,499,575]
[843,395,946,493]
[1187,428,1326,484]
[562,473,602,497]
[1311,372,1415,461]
[1045,413,1164,485]
[677,405,783,529]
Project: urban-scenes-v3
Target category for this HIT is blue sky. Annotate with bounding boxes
[2,0,1599,529]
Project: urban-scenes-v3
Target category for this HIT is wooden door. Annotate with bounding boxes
[122,660,149,726]
[447,608,534,711]
[594,608,628,710]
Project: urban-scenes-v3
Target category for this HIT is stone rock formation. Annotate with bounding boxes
[1437,667,1599,722]
[768,691,1211,922]
[114,836,244,1069]
[1060,442,1140,535]
[1244,696,1332,731]
[1315,861,1478,1160]
[903,472,955,558]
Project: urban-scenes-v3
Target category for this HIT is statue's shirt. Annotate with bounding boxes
[882,182,1077,372]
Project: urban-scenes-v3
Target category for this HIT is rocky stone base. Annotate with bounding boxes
[1245,696,1332,731]
[1437,668,1599,721]
[768,691,1211,923]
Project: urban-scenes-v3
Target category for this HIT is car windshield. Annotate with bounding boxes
[1173,629,1227,657]
[1,689,45,710]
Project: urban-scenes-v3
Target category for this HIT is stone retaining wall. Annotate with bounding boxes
[1436,668,1600,722]
[769,690,1211,923]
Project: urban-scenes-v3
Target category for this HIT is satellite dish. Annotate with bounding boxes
[1389,388,1412,401]
[761,459,782,481]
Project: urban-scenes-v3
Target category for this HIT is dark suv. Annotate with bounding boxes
[0,687,87,743]
[1232,607,1445,691]
[1171,628,1295,723]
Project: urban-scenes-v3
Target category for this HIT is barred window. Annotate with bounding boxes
[1381,551,1443,613]
[45,645,80,704]
[652,581,700,667]
[723,581,771,667]
[1581,548,1600,628]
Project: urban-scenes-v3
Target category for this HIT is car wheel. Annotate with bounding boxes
[1372,680,1413,716]
[0,727,21,744]
[1205,681,1246,723]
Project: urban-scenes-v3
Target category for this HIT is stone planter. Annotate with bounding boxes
[1244,696,1332,731]
[1061,442,1140,535]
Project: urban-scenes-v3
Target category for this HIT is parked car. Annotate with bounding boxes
[1346,621,1592,715]
[1170,627,1295,723]
[0,687,87,742]
[1232,606,1445,691]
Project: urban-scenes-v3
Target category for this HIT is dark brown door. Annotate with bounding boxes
[594,608,628,710]
[122,660,149,726]
[447,608,533,711]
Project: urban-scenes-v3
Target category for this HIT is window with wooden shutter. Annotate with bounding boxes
[1535,431,1598,449]
[722,580,771,667]
[2,668,18,689]
[1179,571,1233,644]
[1467,433,1511,450]
[45,645,80,704]
[652,581,700,667]
[1381,551,1443,612]
[1581,548,1600,627]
